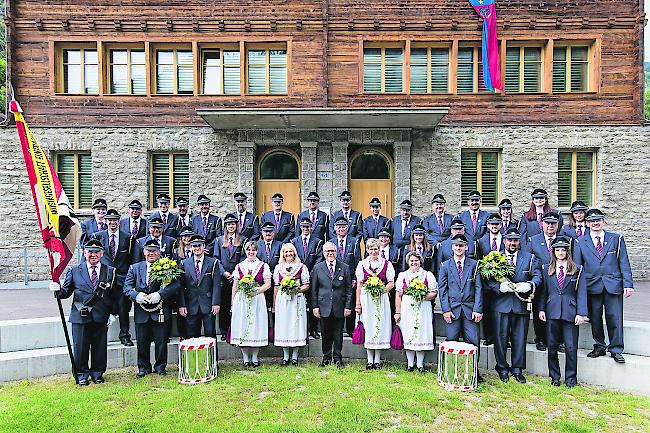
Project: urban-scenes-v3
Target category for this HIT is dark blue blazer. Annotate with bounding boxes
[92,230,133,286]
[148,211,180,239]
[334,235,361,280]
[257,239,283,272]
[175,213,193,234]
[328,209,363,240]
[261,210,295,243]
[476,233,505,259]
[390,215,422,249]
[178,256,223,315]
[459,209,489,244]
[119,216,148,239]
[191,214,223,252]
[435,237,476,279]
[525,232,565,267]
[438,257,483,320]
[574,231,633,295]
[422,213,454,246]
[362,215,391,240]
[296,210,329,242]
[539,264,588,322]
[81,218,107,245]
[132,235,177,263]
[559,224,587,241]
[123,261,179,324]
[291,235,324,271]
[518,211,564,249]
[60,263,116,324]
[500,217,520,236]
[237,212,260,242]
[487,251,542,315]
[213,236,247,273]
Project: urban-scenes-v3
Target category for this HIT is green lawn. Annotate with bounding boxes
[0,361,648,433]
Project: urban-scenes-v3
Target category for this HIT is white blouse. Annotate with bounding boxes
[273,262,310,285]
[395,268,438,294]
[235,258,272,281]
[355,256,396,282]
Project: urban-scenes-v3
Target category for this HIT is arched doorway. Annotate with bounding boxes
[256,148,301,215]
[349,148,394,218]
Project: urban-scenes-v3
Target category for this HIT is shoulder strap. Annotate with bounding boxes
[617,235,622,260]
[472,262,479,283]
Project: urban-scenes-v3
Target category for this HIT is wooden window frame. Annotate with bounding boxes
[54,42,99,95]
[504,42,545,94]
[552,42,592,94]
[362,41,406,94]
[149,152,190,209]
[461,149,501,206]
[105,43,146,95]
[151,43,194,95]
[245,42,289,95]
[198,43,241,95]
[456,44,494,94]
[54,151,92,210]
[409,43,452,94]
[558,150,597,207]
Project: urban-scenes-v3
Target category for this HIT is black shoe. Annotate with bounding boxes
[136,369,149,378]
[551,379,561,387]
[477,373,484,384]
[536,341,547,351]
[91,375,105,384]
[310,331,321,339]
[407,365,415,372]
[366,363,374,370]
[120,338,134,347]
[512,372,526,384]
[558,343,565,353]
[565,381,577,388]
[319,358,331,367]
[291,359,298,366]
[587,348,606,358]
[243,362,251,368]
[77,377,90,386]
[373,363,382,370]
[499,373,509,383]
[335,361,344,369]
[281,359,289,366]
[220,335,226,341]
[418,367,426,374]
[346,331,353,338]
[611,353,626,364]
[252,362,260,368]
[483,338,494,346]
[156,369,167,376]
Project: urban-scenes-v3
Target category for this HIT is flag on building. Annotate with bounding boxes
[469,0,503,91]
[9,100,81,283]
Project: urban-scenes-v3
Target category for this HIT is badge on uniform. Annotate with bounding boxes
[338,275,343,280]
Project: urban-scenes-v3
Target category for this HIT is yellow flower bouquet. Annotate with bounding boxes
[363,275,385,299]
[238,274,258,296]
[279,275,301,296]
[404,277,428,302]
[149,257,181,286]
[478,251,515,282]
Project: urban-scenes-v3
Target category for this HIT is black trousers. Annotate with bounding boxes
[547,319,579,385]
[135,320,169,373]
[494,312,529,375]
[71,322,108,380]
[321,315,345,362]
[532,289,547,344]
[187,311,216,338]
[167,296,188,340]
[219,279,233,335]
[481,289,495,342]
[445,313,481,367]
[117,291,132,340]
[589,292,624,354]
[345,287,358,335]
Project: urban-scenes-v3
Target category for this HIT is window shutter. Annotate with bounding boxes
[570,47,589,92]
[202,50,222,94]
[269,50,287,94]
[460,151,478,204]
[247,50,267,94]
[505,47,520,93]
[552,47,567,93]
[176,51,194,94]
[430,48,449,93]
[156,51,174,94]
[78,154,93,208]
[363,48,382,93]
[409,48,428,93]
[172,154,190,205]
[57,154,76,207]
[384,48,403,93]
[151,154,170,203]
[576,152,594,206]
[523,47,541,93]
[457,48,474,93]
[223,51,241,95]
[480,152,499,206]
[557,152,573,207]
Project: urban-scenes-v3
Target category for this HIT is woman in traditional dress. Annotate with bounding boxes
[401,225,434,272]
[272,243,309,366]
[395,252,438,372]
[231,240,271,368]
[355,238,394,369]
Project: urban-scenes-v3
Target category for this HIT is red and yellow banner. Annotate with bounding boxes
[9,100,81,282]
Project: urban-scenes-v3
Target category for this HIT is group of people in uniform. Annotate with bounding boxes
[50,187,634,388]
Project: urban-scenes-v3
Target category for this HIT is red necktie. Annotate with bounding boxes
[275,213,281,228]
[596,236,603,256]
[547,238,553,257]
[471,212,477,231]
[91,266,98,288]
[339,239,344,257]
[131,219,138,236]
[557,265,565,287]
[457,261,463,282]
[228,236,234,253]
[491,237,497,251]
[576,225,583,237]
[438,215,444,232]
[110,234,116,259]
[311,211,316,226]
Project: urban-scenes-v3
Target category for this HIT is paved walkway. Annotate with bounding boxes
[0,281,648,322]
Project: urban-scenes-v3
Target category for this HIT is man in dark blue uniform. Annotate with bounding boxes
[423,194,453,247]
[257,221,283,308]
[149,193,180,239]
[174,196,193,232]
[362,197,390,240]
[234,192,260,241]
[261,193,295,243]
[120,199,148,239]
[435,217,476,278]
[191,194,223,253]
[390,199,421,249]
[133,217,176,263]
[328,190,363,240]
[296,191,329,242]
[459,191,489,244]
[81,198,108,245]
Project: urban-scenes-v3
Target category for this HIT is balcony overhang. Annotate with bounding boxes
[196,107,449,130]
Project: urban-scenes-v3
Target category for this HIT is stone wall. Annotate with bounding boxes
[1,124,648,282]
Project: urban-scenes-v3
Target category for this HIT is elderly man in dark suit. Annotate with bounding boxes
[92,209,134,346]
[50,239,116,385]
[123,239,180,378]
[292,217,324,338]
[178,235,222,338]
[311,241,353,368]
[132,217,176,263]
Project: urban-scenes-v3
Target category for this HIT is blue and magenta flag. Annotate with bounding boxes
[469,0,503,91]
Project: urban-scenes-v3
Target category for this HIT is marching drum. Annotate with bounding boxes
[178,337,217,384]
[437,341,478,391]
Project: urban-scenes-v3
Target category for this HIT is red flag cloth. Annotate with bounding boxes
[9,100,82,283]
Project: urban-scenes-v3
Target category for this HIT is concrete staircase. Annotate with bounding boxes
[1,312,648,396]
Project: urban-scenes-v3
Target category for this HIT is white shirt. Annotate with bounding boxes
[490,233,502,249]
[505,251,517,266]
[379,245,390,260]
[178,214,189,227]
[86,261,102,279]
[301,234,311,246]
[107,229,120,246]
[590,230,605,247]
[130,218,140,231]
[194,254,204,271]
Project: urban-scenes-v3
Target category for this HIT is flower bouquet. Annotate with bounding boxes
[149,257,182,286]
[279,275,301,296]
[238,274,258,296]
[403,277,428,302]
[478,251,515,283]
[363,276,385,299]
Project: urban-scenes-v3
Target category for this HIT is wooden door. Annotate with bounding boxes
[348,148,394,218]
[256,149,301,215]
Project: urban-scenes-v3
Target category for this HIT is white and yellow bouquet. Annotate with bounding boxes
[238,274,258,296]
[279,275,301,296]
[149,257,182,286]
[363,276,385,299]
[404,277,428,302]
